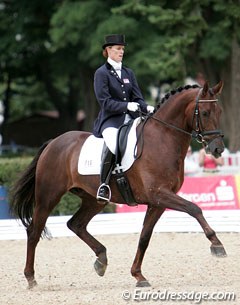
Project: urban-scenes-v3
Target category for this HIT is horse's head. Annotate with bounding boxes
[191,81,224,158]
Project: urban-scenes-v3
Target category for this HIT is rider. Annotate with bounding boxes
[93,34,154,202]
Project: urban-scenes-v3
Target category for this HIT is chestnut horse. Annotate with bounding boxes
[11,81,227,289]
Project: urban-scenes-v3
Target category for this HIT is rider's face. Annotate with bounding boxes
[107,45,125,63]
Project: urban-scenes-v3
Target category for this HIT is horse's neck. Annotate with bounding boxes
[145,95,193,158]
[157,94,193,129]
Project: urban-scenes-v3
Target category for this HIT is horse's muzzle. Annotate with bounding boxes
[205,137,225,158]
[212,147,224,158]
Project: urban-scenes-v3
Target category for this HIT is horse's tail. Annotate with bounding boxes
[10,141,51,229]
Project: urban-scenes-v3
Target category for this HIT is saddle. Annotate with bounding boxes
[114,120,136,205]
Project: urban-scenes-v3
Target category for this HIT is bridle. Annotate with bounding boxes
[190,88,223,147]
[146,87,224,147]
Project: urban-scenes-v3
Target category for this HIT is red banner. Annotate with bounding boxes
[178,175,239,210]
[116,175,240,213]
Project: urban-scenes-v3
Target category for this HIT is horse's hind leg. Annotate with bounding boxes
[24,182,65,288]
[24,205,52,289]
[67,194,107,276]
[131,206,165,287]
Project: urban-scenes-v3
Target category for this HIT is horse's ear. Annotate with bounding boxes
[201,81,209,97]
[212,80,224,95]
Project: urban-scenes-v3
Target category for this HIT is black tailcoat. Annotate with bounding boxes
[93,62,148,137]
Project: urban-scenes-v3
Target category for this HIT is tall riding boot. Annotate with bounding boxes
[96,145,115,202]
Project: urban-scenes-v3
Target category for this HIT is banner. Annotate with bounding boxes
[234,175,240,206]
[178,175,239,210]
[116,175,240,213]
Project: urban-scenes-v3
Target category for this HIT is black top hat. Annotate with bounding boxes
[102,34,127,49]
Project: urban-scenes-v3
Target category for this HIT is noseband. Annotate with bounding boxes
[146,88,224,146]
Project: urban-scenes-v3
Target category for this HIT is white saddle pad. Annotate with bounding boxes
[78,118,140,175]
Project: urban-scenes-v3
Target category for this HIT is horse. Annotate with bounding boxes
[11,81,227,289]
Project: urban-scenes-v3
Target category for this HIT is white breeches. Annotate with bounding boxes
[102,127,118,154]
[102,115,132,154]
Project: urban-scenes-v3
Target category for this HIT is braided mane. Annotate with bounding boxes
[156,84,200,110]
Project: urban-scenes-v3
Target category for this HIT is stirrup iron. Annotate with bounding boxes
[96,183,111,202]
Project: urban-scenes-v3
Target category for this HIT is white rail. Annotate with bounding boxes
[0,210,239,241]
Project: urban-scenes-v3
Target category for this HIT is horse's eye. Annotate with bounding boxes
[202,110,209,117]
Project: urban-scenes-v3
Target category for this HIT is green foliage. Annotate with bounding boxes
[8,78,52,121]
[1,0,240,148]
[52,193,116,215]
[50,1,105,50]
[1,0,238,99]
[51,192,82,216]
[202,0,240,63]
[0,157,33,187]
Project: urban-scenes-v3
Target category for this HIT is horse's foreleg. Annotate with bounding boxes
[156,192,227,257]
[194,212,227,257]
[131,206,165,287]
[67,195,107,277]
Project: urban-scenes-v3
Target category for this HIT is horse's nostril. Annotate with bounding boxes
[213,147,224,157]
[216,147,224,154]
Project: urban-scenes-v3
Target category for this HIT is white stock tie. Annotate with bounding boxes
[113,63,122,78]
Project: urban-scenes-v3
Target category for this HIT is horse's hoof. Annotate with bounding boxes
[136,280,151,287]
[94,259,107,277]
[210,245,227,257]
[27,279,37,289]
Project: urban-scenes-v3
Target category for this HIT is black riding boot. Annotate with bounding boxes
[96,145,115,202]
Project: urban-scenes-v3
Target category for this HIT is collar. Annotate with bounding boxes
[107,57,122,71]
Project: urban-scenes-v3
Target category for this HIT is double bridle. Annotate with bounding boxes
[147,87,224,147]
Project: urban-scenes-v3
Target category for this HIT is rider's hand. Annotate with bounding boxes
[147,105,155,113]
[127,102,140,112]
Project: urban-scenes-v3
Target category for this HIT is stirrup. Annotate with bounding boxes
[96,183,111,202]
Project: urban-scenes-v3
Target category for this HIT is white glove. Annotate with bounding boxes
[127,102,140,112]
[147,105,155,113]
